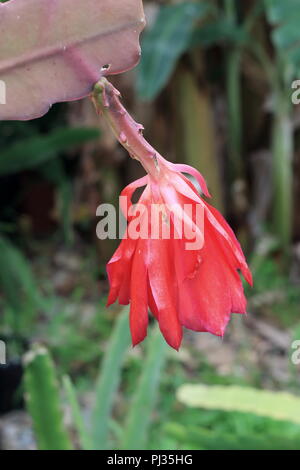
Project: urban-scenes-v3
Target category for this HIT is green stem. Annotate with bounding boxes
[224,0,243,179]
[272,88,293,253]
[247,31,293,256]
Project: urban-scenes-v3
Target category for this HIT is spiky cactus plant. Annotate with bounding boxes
[23,345,72,450]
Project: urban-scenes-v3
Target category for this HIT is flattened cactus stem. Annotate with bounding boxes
[92,78,162,179]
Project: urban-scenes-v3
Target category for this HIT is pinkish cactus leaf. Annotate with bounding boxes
[0,0,145,120]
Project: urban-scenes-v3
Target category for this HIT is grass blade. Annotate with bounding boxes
[91,307,131,450]
[121,327,168,450]
[63,375,93,450]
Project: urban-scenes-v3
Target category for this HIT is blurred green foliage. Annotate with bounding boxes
[1,0,300,451]
[137,2,209,100]
[265,0,300,71]
[0,128,99,176]
[23,314,168,450]
[177,384,300,424]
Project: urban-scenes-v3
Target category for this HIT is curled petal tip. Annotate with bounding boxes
[163,332,182,351]
[205,188,212,199]
[106,293,116,307]
[174,163,212,198]
[243,268,254,287]
[131,333,147,348]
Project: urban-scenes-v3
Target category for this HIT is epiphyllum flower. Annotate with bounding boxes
[93,79,253,350]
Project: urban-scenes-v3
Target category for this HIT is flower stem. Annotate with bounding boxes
[91,78,163,180]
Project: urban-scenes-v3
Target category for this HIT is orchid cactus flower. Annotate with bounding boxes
[93,79,253,350]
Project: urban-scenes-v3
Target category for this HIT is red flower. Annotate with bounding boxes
[92,78,252,349]
[106,159,252,350]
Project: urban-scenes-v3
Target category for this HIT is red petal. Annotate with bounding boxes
[129,238,149,346]
[227,268,247,314]
[120,175,148,219]
[205,218,248,314]
[204,201,253,286]
[176,227,232,336]
[106,235,136,306]
[148,238,182,350]
[147,275,159,319]
[106,177,150,307]
[173,239,208,332]
[171,173,204,205]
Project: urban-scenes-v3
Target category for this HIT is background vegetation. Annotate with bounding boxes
[0,0,300,450]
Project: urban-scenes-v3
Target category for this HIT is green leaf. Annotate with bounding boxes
[23,346,73,450]
[265,0,299,23]
[91,307,131,450]
[265,0,300,72]
[177,384,300,425]
[137,2,209,100]
[121,327,168,450]
[39,159,74,245]
[190,21,249,48]
[0,127,100,176]
[0,235,45,316]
